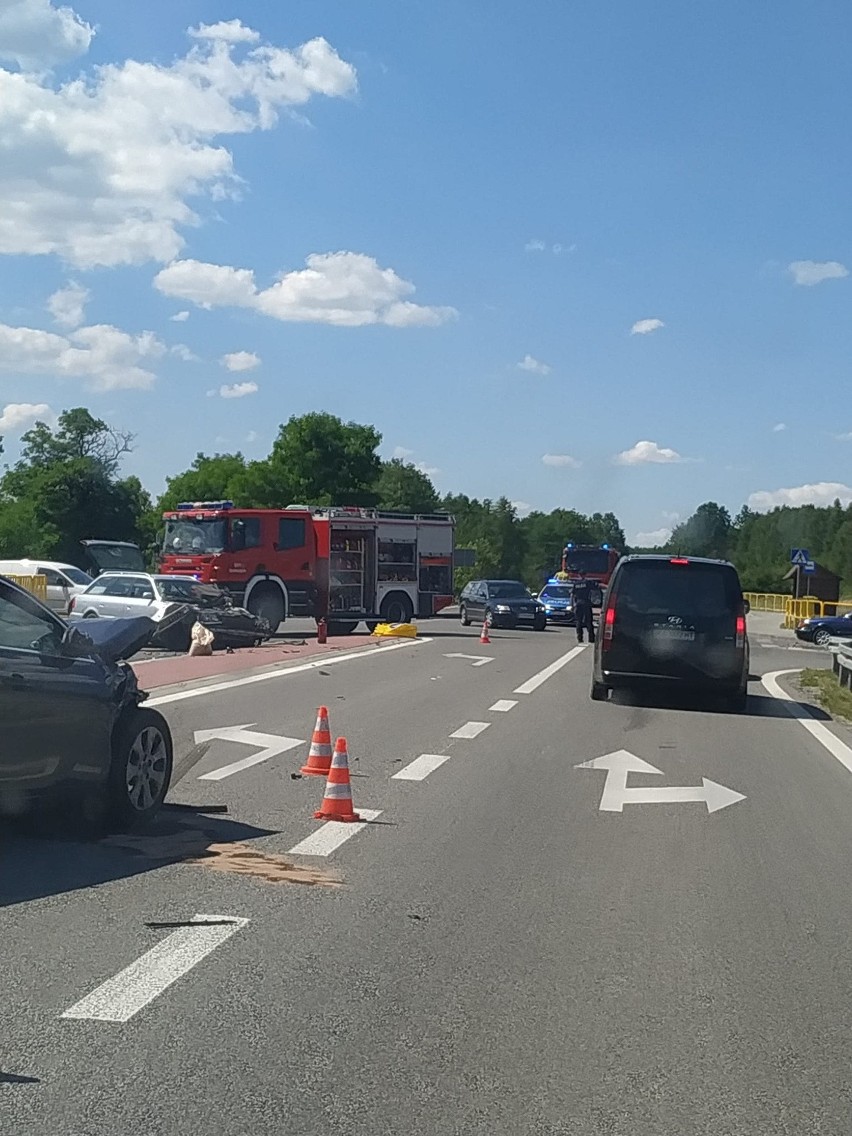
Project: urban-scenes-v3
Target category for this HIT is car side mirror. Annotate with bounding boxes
[743,600,751,615]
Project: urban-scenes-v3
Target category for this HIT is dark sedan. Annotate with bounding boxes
[795,610,852,646]
[0,574,173,830]
[459,579,547,630]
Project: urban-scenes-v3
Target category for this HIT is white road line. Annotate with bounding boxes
[287,808,382,857]
[762,670,852,774]
[147,637,432,708]
[450,721,490,739]
[513,644,589,694]
[61,915,248,1023]
[489,699,518,712]
[393,753,451,781]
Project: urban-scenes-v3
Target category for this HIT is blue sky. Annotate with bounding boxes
[1,0,851,545]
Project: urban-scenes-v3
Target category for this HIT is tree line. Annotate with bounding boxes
[0,408,624,589]
[2,407,848,596]
[635,500,852,596]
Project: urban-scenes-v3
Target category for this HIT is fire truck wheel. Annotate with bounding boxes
[327,620,358,636]
[247,586,284,634]
[380,592,413,625]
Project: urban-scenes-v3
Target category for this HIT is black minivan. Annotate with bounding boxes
[590,555,749,710]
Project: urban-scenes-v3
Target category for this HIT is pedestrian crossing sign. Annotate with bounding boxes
[791,548,810,566]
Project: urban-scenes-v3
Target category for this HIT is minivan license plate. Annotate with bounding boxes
[653,627,695,642]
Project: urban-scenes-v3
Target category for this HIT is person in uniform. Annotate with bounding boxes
[571,570,595,644]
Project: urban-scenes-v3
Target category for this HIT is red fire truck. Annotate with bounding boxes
[560,542,620,586]
[159,501,455,633]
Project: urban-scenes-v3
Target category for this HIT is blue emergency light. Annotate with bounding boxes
[176,500,234,511]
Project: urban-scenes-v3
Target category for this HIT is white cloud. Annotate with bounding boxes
[218,381,258,399]
[630,318,665,336]
[836,431,852,442]
[788,260,848,286]
[772,422,787,432]
[542,453,581,469]
[0,0,93,70]
[615,440,683,465]
[0,21,356,267]
[525,239,545,252]
[511,500,533,518]
[662,510,681,522]
[188,19,261,45]
[246,430,258,443]
[632,527,672,547]
[154,252,456,328]
[0,320,165,389]
[0,401,54,432]
[170,343,199,362]
[414,460,440,478]
[47,280,88,328]
[517,354,551,376]
[747,481,852,511]
[169,310,190,322]
[221,350,260,372]
[392,446,414,459]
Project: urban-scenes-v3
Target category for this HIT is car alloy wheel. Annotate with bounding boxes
[126,724,170,813]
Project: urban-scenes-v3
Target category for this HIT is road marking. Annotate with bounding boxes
[576,750,746,814]
[762,670,852,774]
[288,808,382,857]
[444,653,493,667]
[393,753,451,781]
[147,637,432,707]
[513,644,588,694]
[61,915,248,1023]
[450,721,490,739]
[489,699,518,712]
[191,724,303,781]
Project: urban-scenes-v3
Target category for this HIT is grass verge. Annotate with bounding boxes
[799,668,852,724]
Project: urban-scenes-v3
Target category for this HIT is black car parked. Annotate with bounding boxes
[459,579,547,630]
[0,575,173,829]
[795,610,852,646]
[590,555,750,710]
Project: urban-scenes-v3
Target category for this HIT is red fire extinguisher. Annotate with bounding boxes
[317,618,328,644]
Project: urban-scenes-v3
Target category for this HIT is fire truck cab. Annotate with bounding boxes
[159,502,455,634]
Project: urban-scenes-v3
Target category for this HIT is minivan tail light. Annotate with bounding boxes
[602,605,616,650]
[735,613,746,648]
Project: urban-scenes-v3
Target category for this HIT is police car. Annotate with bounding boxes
[538,579,576,625]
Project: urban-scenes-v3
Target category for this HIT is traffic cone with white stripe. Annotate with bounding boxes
[480,615,491,644]
[314,737,361,822]
[300,706,333,776]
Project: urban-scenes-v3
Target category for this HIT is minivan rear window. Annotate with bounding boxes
[614,561,740,618]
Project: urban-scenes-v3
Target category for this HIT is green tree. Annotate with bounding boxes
[265,413,382,507]
[158,453,248,512]
[667,502,732,559]
[376,459,440,513]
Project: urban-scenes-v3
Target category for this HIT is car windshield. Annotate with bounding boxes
[541,585,573,600]
[163,519,227,555]
[156,578,203,601]
[564,548,611,574]
[63,568,93,586]
[617,561,740,618]
[489,582,529,599]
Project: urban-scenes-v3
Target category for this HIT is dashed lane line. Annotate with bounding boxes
[450,721,490,739]
[513,644,589,695]
[393,754,451,781]
[61,915,248,1023]
[147,637,432,708]
[489,699,518,712]
[287,809,383,857]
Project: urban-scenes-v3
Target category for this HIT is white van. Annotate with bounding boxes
[0,559,94,614]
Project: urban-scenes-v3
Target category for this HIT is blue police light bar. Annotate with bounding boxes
[565,541,574,550]
[602,543,609,550]
[176,500,234,511]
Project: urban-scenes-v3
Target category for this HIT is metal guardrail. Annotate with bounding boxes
[831,639,852,691]
[6,573,48,602]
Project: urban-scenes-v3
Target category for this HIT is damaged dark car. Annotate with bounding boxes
[0,574,174,831]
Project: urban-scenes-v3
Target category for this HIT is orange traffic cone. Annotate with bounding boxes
[300,706,333,776]
[480,616,491,645]
[314,738,361,822]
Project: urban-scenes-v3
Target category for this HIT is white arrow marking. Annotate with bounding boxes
[443,653,493,667]
[192,724,304,781]
[575,749,745,814]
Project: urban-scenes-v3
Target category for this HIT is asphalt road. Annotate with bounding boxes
[5,617,852,1134]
